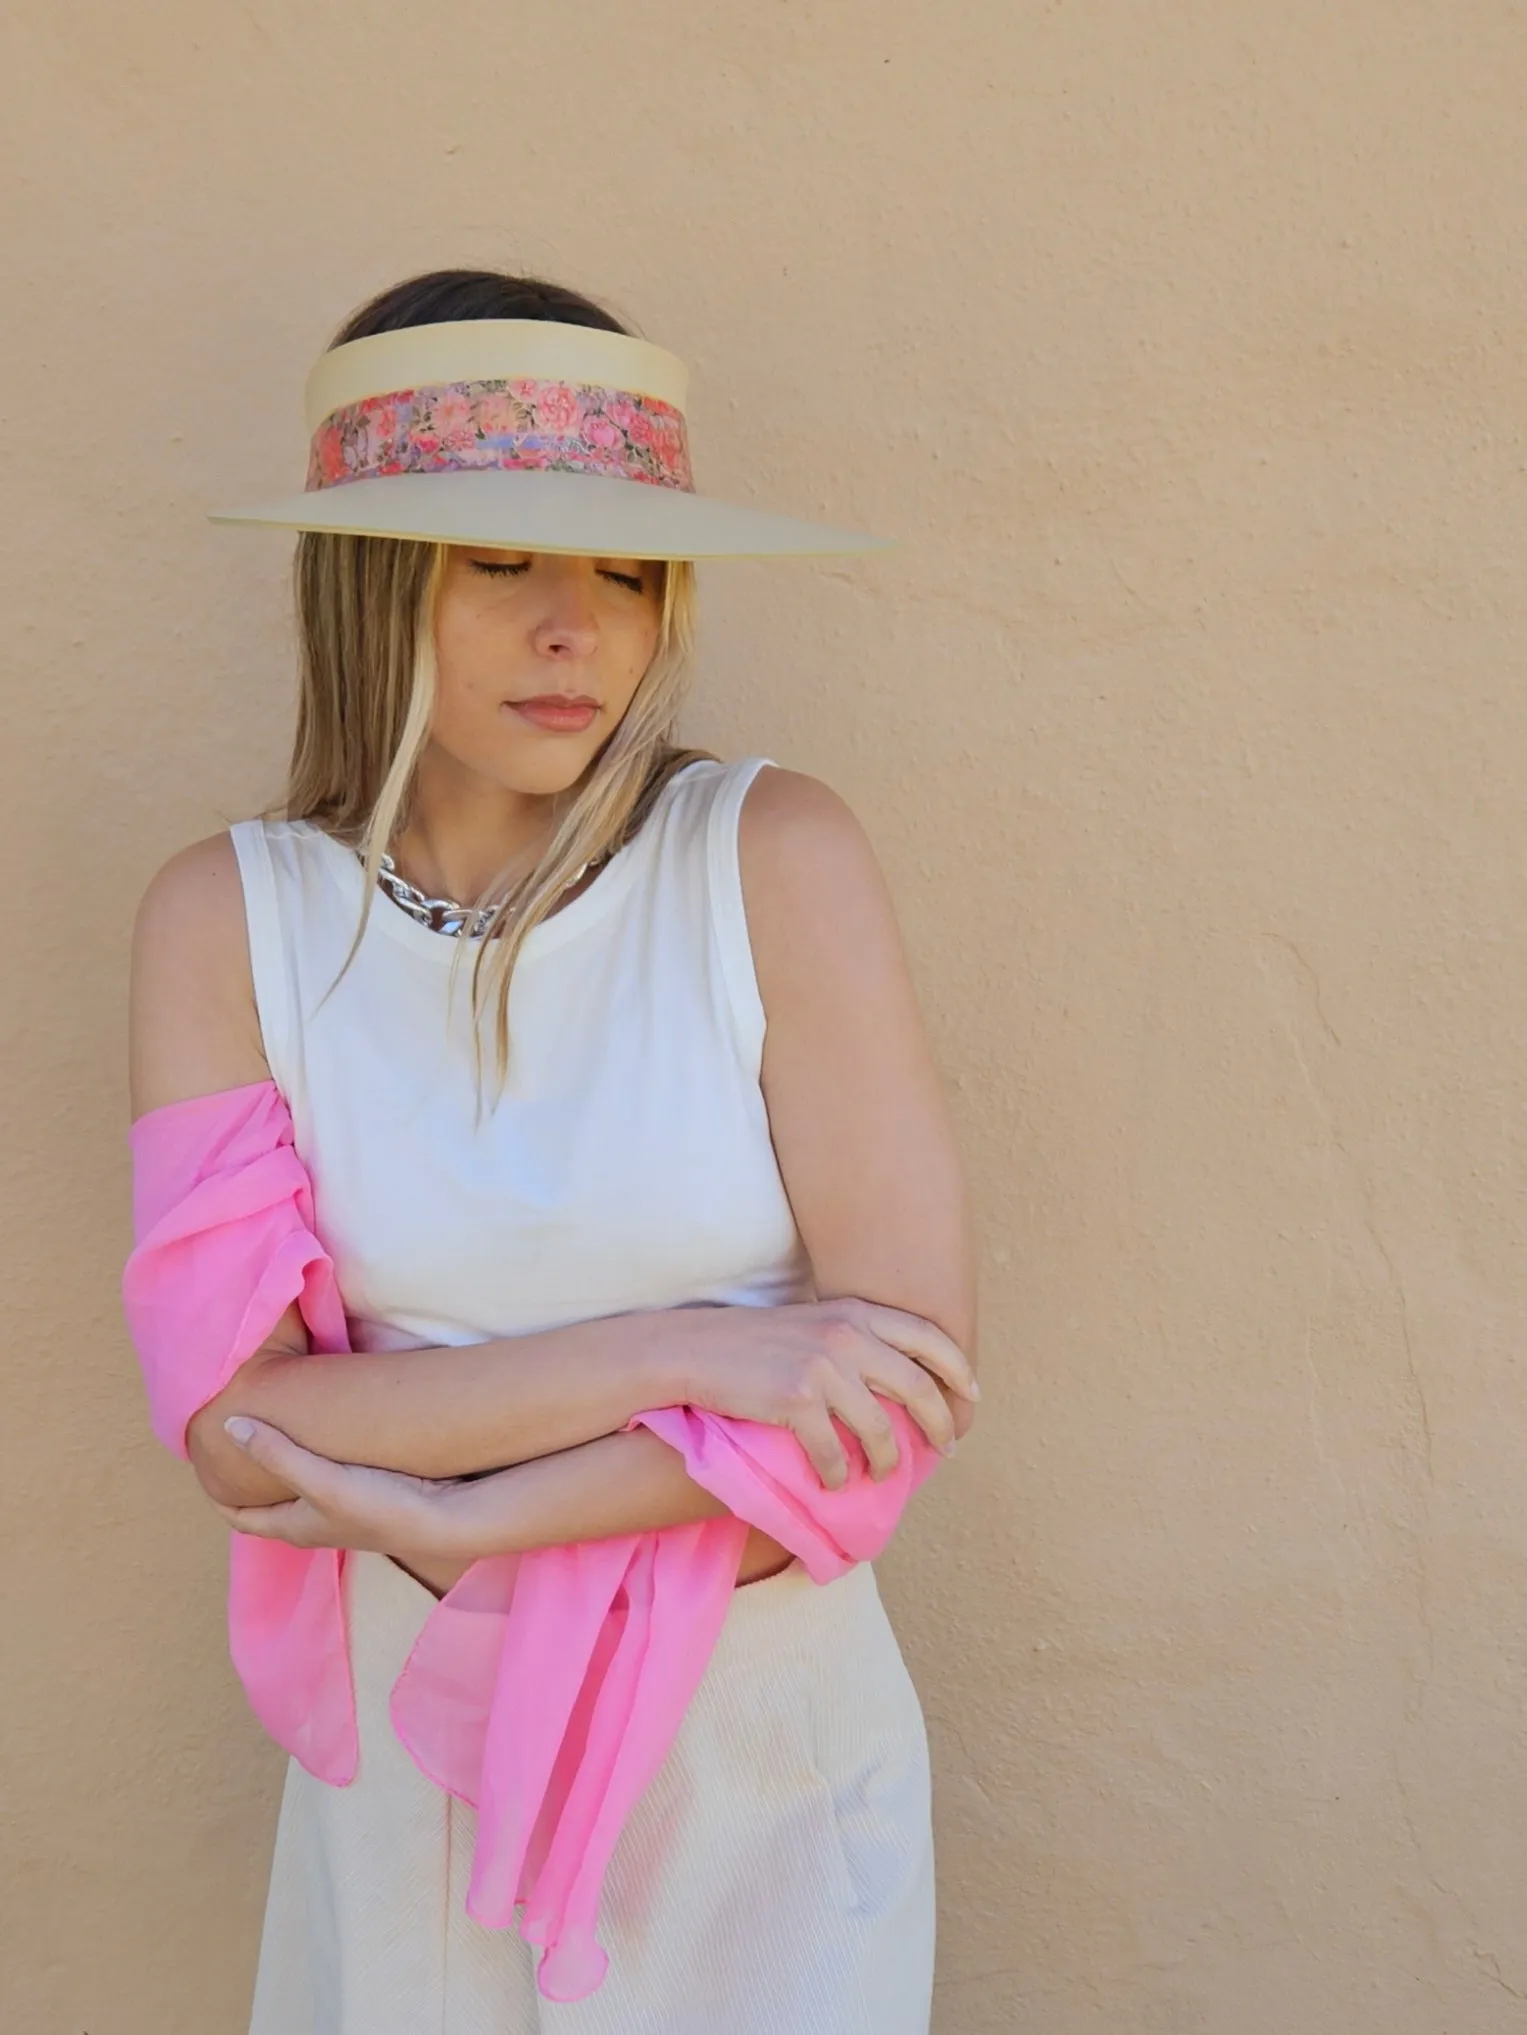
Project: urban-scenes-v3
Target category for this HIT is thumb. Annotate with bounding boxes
[224,1414,294,1467]
[222,1414,337,1502]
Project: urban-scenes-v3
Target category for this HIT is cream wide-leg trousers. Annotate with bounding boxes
[247,1547,936,2034]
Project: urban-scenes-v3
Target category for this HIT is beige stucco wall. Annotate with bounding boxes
[3,4,1525,2030]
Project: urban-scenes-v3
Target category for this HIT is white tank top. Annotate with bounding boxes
[228,756,813,1356]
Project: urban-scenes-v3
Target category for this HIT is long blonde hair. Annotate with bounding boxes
[265,531,709,1113]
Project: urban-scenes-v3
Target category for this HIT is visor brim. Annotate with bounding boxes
[209,468,890,561]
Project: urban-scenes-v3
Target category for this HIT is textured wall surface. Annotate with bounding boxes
[3,4,1526,2031]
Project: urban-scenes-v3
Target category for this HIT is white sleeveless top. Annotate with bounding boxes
[228,756,813,1356]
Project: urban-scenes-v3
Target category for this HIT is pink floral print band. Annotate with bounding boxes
[305,376,695,495]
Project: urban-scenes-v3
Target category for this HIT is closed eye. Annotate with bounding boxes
[469,560,646,594]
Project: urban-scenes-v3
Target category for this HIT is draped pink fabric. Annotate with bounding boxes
[122,1080,360,1782]
[122,1080,940,2001]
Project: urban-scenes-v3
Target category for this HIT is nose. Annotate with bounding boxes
[529,561,600,662]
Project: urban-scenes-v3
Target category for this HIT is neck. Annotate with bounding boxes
[389,747,561,904]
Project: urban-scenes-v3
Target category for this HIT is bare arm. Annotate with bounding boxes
[742,768,977,1368]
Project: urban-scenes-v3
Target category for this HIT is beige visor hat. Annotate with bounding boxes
[210,318,887,561]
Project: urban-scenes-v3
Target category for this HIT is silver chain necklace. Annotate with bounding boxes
[361,847,593,939]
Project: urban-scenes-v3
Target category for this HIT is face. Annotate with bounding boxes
[427,546,664,799]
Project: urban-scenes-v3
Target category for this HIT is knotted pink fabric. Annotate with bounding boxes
[122,1079,940,2001]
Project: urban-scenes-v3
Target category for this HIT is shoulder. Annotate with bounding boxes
[737,765,890,927]
[737,762,859,838]
[131,830,251,983]
[129,830,268,1116]
[736,766,909,1010]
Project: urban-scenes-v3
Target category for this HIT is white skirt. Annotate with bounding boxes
[248,1548,935,2034]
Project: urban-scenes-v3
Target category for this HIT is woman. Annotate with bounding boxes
[126,268,978,2034]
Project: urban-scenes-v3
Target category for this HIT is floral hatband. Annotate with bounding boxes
[305,377,694,494]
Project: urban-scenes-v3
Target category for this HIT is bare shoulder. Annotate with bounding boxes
[132,832,251,986]
[737,765,887,911]
[737,765,910,1005]
[129,830,268,1118]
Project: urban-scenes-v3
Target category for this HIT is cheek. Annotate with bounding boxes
[433,602,516,709]
[613,612,664,695]
[427,662,491,754]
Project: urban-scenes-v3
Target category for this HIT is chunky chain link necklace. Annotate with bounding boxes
[360,847,594,939]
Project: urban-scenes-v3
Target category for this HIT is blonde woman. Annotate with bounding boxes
[126,268,978,2034]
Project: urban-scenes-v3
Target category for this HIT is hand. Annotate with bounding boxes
[944,1379,978,1447]
[210,1415,460,1554]
[671,1297,979,1489]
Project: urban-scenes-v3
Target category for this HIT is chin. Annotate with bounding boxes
[495,740,601,799]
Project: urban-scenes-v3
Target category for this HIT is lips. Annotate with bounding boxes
[504,696,600,733]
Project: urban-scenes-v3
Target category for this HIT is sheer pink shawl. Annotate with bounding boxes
[123,1079,939,2000]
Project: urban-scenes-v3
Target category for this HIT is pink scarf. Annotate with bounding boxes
[123,1079,939,2000]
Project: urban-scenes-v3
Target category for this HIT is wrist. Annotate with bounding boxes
[630,1305,708,1412]
[412,1476,505,1561]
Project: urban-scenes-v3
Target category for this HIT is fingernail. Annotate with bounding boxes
[941,1439,959,1458]
[968,1380,982,1400]
[224,1416,256,1447]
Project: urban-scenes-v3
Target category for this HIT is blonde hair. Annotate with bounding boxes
[265,532,710,1115]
